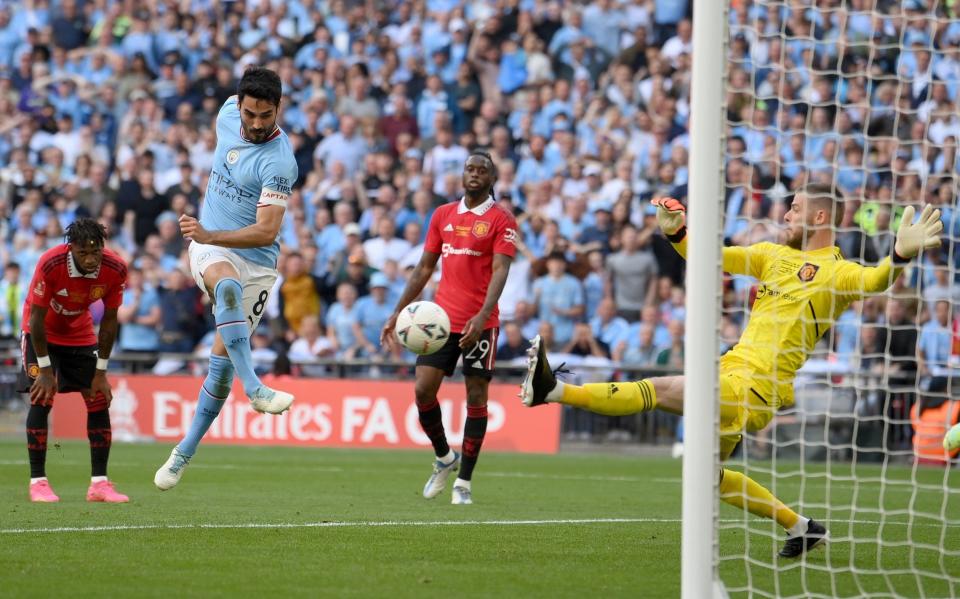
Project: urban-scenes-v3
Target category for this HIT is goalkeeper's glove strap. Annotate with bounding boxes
[892,249,911,265]
[666,226,687,243]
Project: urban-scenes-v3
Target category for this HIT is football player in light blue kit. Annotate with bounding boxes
[155,67,298,490]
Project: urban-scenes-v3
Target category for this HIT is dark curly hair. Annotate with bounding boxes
[238,66,282,106]
[65,218,107,247]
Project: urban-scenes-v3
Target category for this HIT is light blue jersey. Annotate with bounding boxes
[201,97,298,268]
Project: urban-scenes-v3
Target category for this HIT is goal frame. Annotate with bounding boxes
[681,0,728,597]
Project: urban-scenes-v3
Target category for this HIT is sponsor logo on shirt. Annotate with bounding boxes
[441,243,483,258]
[270,176,292,195]
[34,280,45,297]
[472,221,491,238]
[50,299,84,316]
[56,289,68,296]
[443,224,454,232]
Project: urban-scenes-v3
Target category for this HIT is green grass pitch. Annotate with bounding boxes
[1,441,958,598]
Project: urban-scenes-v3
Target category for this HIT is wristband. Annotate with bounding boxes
[36,355,51,368]
[892,249,911,265]
[96,358,109,371]
[666,226,688,244]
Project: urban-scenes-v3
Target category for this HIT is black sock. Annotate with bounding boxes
[458,405,488,481]
[417,398,450,458]
[26,404,51,478]
[87,409,111,477]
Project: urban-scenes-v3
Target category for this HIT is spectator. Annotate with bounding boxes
[157,268,201,354]
[606,224,658,321]
[117,266,161,367]
[533,251,585,349]
[326,281,361,359]
[563,322,610,358]
[363,217,411,271]
[288,314,337,377]
[354,273,397,359]
[314,116,367,176]
[0,261,25,338]
[590,298,630,352]
[280,251,322,334]
[496,321,532,361]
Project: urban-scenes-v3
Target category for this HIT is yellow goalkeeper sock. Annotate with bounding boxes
[558,380,657,416]
[719,468,800,530]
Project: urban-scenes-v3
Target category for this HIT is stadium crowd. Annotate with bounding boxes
[0,0,958,439]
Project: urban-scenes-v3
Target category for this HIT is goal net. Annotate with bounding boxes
[708,1,960,596]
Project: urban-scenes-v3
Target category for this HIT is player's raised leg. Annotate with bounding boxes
[83,389,128,503]
[154,353,234,490]
[204,262,292,414]
[520,334,667,414]
[415,365,460,499]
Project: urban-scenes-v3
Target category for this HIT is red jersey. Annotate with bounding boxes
[22,244,127,346]
[424,197,517,333]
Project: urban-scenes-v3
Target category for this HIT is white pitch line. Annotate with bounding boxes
[2,516,953,536]
[0,517,653,535]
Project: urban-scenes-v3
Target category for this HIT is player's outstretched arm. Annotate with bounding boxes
[380,251,441,349]
[651,198,688,258]
[179,204,285,249]
[837,205,943,296]
[650,198,771,277]
[27,306,57,406]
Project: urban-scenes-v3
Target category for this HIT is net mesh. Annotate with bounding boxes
[715,1,960,597]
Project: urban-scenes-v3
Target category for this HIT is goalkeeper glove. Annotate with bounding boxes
[651,197,687,240]
[894,204,943,260]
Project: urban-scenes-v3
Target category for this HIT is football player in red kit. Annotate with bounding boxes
[381,151,517,505]
[19,218,129,503]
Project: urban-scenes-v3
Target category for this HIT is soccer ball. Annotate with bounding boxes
[395,301,450,355]
[943,422,960,452]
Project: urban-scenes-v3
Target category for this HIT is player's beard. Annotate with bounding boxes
[784,224,805,250]
[242,121,276,144]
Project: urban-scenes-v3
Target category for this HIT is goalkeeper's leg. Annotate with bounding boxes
[520,334,682,414]
[717,395,828,558]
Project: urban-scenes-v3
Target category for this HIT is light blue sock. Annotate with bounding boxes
[177,354,233,456]
[213,278,262,397]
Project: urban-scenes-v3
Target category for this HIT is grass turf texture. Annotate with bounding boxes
[0,441,958,598]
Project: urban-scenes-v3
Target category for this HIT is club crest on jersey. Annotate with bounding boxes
[27,363,40,378]
[472,221,491,238]
[226,149,240,164]
[90,285,106,300]
[797,262,820,282]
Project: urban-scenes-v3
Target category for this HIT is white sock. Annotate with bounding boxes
[30,477,47,484]
[91,476,108,483]
[438,450,456,465]
[546,381,565,403]
[787,516,810,538]
[453,478,471,490]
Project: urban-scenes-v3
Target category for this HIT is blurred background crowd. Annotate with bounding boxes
[0,0,958,442]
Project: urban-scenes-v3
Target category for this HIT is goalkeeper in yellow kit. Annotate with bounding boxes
[519,184,943,557]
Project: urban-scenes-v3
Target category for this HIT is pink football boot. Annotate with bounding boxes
[86,480,130,503]
[29,480,60,503]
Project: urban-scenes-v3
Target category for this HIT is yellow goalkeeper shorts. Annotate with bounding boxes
[717,356,785,461]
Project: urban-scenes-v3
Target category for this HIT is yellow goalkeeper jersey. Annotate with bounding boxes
[673,239,903,407]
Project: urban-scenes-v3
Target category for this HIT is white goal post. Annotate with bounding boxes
[682,0,727,597]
